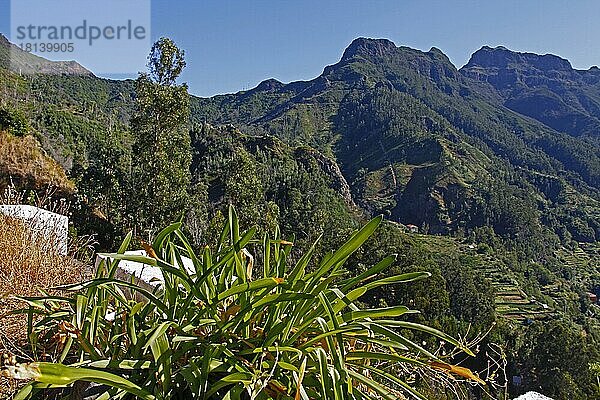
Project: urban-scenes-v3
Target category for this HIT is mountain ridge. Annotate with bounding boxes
[460,44,600,140]
[464,45,573,71]
[0,34,92,76]
[0,34,598,400]
[0,35,598,242]
[191,37,599,240]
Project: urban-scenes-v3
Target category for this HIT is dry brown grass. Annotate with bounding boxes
[0,213,84,398]
[0,130,75,195]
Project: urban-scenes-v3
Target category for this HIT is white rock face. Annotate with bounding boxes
[513,392,554,400]
[0,204,69,255]
[96,250,195,287]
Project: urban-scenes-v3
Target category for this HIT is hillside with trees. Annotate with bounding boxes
[0,35,598,399]
[192,38,599,246]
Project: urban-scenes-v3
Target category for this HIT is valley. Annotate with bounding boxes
[0,34,598,399]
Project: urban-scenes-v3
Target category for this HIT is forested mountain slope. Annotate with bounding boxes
[1,35,598,245]
[192,38,599,244]
[1,36,599,245]
[1,35,599,399]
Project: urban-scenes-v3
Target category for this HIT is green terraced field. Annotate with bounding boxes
[409,234,597,324]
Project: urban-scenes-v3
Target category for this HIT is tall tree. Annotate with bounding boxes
[131,38,191,234]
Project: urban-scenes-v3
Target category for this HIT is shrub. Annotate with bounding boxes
[0,107,30,137]
[7,207,481,399]
[0,211,83,335]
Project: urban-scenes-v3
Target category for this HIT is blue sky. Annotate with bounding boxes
[1,0,599,96]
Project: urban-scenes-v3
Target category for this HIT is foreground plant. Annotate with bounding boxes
[7,207,482,399]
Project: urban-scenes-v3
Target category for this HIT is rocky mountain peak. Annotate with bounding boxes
[464,45,572,72]
[254,78,284,92]
[341,37,397,61]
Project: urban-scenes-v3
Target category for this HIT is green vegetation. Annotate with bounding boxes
[193,38,599,245]
[10,208,483,399]
[131,38,193,233]
[0,106,30,137]
[0,35,599,399]
[189,124,358,251]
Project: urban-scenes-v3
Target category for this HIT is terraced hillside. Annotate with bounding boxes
[406,232,600,325]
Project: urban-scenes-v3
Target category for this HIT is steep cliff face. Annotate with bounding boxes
[295,147,356,208]
[461,46,600,139]
[340,37,398,61]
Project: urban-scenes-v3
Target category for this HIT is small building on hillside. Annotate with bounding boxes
[587,292,598,304]
[0,204,68,255]
[405,224,419,233]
